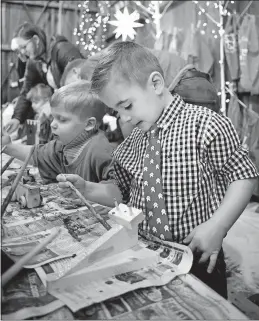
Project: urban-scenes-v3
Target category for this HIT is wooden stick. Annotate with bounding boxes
[1,145,35,218]
[1,175,16,190]
[114,197,119,211]
[1,146,7,154]
[61,175,111,231]
[2,228,61,287]
[1,157,15,175]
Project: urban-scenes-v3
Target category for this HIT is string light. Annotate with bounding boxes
[108,7,143,41]
[74,1,111,55]
[192,1,235,114]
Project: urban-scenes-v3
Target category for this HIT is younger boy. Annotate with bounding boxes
[26,83,53,144]
[57,42,258,298]
[2,80,114,184]
[59,58,86,87]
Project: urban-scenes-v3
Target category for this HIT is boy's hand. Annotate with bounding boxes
[57,174,87,199]
[2,135,11,147]
[1,128,11,146]
[183,220,226,273]
[4,119,20,134]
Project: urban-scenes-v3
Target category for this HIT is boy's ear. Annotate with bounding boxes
[147,71,164,95]
[32,35,40,47]
[72,68,81,78]
[84,117,97,131]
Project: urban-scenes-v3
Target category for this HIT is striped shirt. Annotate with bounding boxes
[63,127,98,164]
[113,94,258,242]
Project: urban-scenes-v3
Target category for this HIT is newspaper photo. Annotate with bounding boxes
[1,269,65,320]
[47,235,193,312]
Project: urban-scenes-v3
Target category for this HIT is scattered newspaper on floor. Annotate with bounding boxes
[1,269,65,320]
[47,234,193,312]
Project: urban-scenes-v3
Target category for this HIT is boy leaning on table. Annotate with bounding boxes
[56,41,258,299]
[1,80,115,184]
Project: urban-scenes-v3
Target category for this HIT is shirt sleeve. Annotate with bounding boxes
[114,161,132,203]
[33,140,65,184]
[89,138,115,182]
[205,114,259,183]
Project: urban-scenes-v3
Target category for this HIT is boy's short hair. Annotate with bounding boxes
[60,58,86,87]
[50,80,107,124]
[79,53,101,81]
[27,83,53,102]
[91,41,164,94]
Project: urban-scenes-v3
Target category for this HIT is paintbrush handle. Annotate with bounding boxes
[1,157,15,175]
[1,145,35,218]
[1,146,7,154]
[2,228,61,287]
[66,181,111,231]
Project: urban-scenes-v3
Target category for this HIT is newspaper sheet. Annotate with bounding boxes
[2,185,111,268]
[1,269,65,320]
[71,275,247,320]
[47,234,193,312]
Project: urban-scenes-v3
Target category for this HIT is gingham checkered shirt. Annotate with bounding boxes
[113,94,259,242]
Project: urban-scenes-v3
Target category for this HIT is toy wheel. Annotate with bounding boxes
[19,196,27,208]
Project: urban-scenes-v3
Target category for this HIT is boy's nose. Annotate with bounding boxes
[51,119,57,130]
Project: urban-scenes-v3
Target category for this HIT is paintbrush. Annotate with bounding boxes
[2,228,61,287]
[60,174,111,231]
[1,157,15,175]
[1,145,35,217]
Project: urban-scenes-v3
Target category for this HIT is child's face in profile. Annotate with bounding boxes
[31,97,45,114]
[50,105,87,144]
[99,76,164,133]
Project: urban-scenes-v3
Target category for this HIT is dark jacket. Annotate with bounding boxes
[12,35,82,124]
[48,35,83,88]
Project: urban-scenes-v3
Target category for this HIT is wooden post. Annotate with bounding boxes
[153,1,161,39]
[219,1,226,115]
[58,0,63,34]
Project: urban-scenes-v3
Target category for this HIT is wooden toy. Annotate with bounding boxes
[46,203,155,290]
[11,182,42,208]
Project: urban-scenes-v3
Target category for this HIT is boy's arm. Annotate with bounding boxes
[3,140,34,165]
[57,174,122,207]
[183,178,256,273]
[184,115,258,272]
[33,140,65,184]
[57,159,132,207]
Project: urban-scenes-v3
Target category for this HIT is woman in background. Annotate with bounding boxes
[5,22,83,134]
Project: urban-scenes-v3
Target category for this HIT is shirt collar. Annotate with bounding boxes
[156,94,185,131]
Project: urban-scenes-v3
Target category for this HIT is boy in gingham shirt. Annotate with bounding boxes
[57,42,258,298]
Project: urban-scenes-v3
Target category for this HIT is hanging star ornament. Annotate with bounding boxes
[108,7,143,42]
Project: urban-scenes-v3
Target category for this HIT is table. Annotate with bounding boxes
[1,155,249,320]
